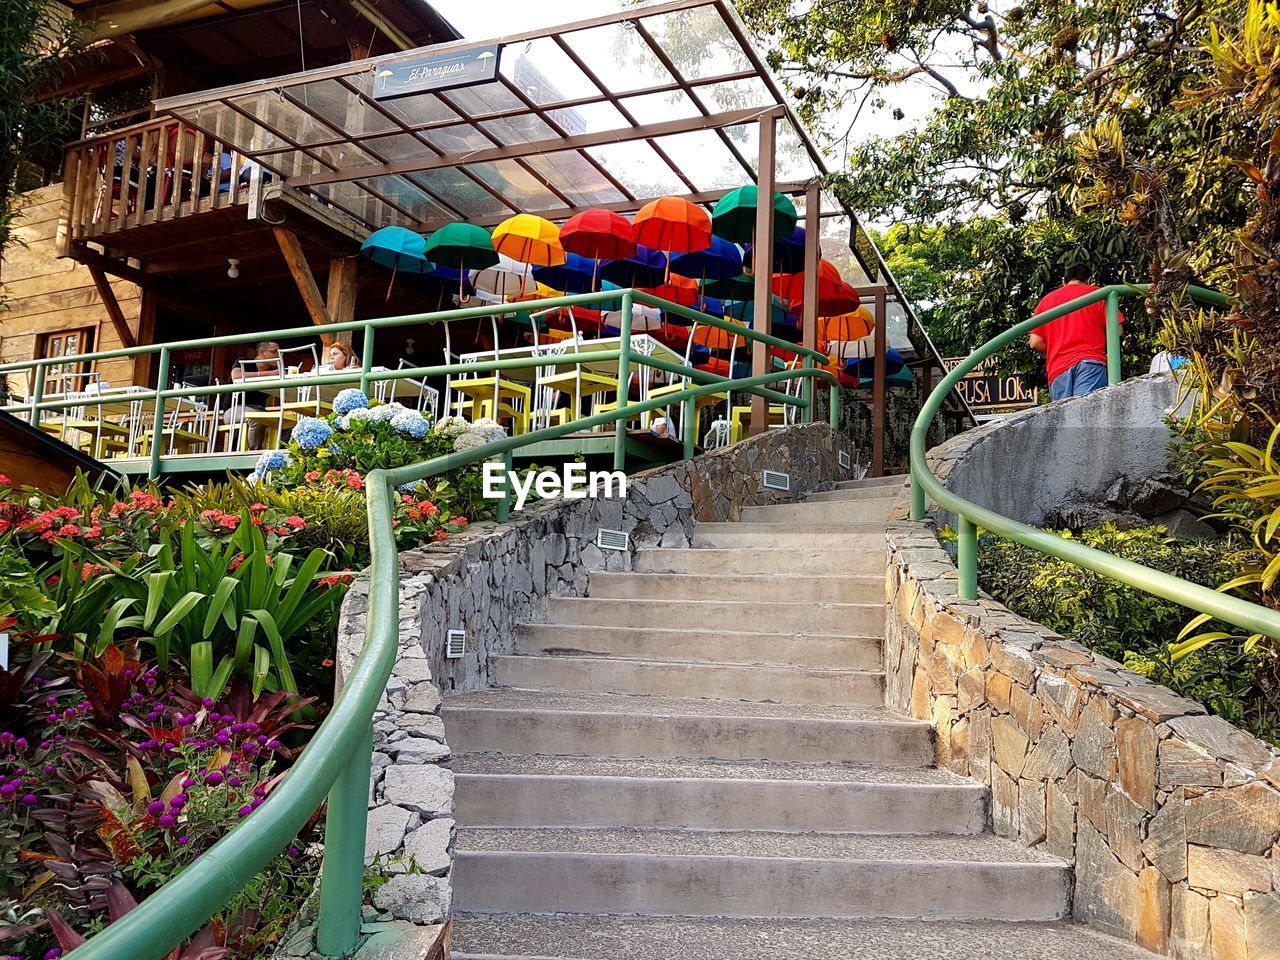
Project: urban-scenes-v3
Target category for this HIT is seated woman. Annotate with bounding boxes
[318,341,356,373]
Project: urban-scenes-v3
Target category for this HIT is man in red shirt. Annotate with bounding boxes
[1030,264,1121,400]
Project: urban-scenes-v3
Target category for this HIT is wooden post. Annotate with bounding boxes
[274,227,332,327]
[750,114,777,436]
[871,288,888,477]
[325,256,360,346]
[132,291,158,387]
[800,180,820,419]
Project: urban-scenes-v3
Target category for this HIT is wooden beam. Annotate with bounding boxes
[800,182,821,358]
[273,227,331,327]
[750,114,777,437]
[79,0,214,41]
[88,265,137,348]
[325,256,360,347]
[132,291,158,387]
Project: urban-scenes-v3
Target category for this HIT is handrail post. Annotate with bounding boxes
[682,396,695,460]
[149,348,170,480]
[613,292,633,472]
[360,323,375,396]
[30,362,47,432]
[1105,291,1122,385]
[910,457,927,521]
[496,450,513,523]
[957,516,978,600]
[827,379,841,431]
[802,357,814,422]
[315,721,374,957]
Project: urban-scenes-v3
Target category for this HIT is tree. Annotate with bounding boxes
[736,0,1255,362]
[0,0,80,256]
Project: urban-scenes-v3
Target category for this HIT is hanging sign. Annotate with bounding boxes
[372,44,502,101]
[943,357,1039,412]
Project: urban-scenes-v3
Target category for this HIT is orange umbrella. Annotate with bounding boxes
[492,214,566,268]
[693,316,748,351]
[818,306,875,343]
[641,274,701,308]
[633,197,712,256]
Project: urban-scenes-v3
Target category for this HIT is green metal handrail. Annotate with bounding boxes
[68,362,841,960]
[0,288,828,478]
[909,282,1280,643]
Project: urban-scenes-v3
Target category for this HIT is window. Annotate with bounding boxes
[37,328,95,395]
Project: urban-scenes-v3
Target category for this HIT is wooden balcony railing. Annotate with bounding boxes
[63,116,252,241]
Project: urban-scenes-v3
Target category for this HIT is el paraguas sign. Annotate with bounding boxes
[373,44,501,100]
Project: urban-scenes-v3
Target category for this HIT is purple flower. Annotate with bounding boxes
[170,794,188,809]
[158,814,176,829]
[237,805,253,817]
[206,771,224,786]
[20,794,37,806]
[177,835,190,845]
[228,776,242,787]
[146,800,165,816]
[0,784,16,798]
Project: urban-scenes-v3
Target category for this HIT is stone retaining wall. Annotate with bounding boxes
[887,396,1280,959]
[321,423,854,955]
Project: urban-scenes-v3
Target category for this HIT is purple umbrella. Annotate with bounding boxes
[599,245,667,288]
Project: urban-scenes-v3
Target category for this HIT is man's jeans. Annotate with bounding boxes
[1049,359,1108,401]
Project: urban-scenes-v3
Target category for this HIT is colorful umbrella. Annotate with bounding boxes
[744,225,806,274]
[711,185,798,245]
[472,253,533,299]
[561,209,637,260]
[633,197,712,257]
[701,273,755,301]
[361,226,433,300]
[532,253,597,294]
[819,306,875,345]
[641,274,701,308]
[724,297,788,327]
[693,315,749,351]
[669,236,743,282]
[424,222,499,300]
[603,304,663,333]
[599,246,667,288]
[772,259,843,306]
[846,345,905,380]
[492,214,565,269]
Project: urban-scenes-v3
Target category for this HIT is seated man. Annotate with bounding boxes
[1029,264,1122,401]
[226,341,282,449]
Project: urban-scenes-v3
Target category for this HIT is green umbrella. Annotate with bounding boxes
[424,222,499,301]
[711,186,798,245]
[701,273,755,300]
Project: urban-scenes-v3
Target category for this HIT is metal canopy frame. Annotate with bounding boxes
[153,0,839,233]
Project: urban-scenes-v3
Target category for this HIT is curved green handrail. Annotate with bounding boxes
[68,364,841,960]
[909,282,1280,642]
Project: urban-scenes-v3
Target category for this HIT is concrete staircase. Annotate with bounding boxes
[444,475,1157,959]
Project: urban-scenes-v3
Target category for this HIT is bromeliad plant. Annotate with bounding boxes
[96,519,347,700]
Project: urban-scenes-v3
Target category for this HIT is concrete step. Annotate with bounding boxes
[636,547,883,577]
[492,655,884,706]
[692,522,885,549]
[514,624,883,670]
[836,474,907,491]
[451,754,987,834]
[452,827,1071,920]
[804,486,903,503]
[587,571,880,603]
[546,597,883,637]
[741,499,895,523]
[441,690,934,766]
[451,914,1159,960]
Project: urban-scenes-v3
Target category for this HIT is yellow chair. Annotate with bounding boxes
[451,376,532,435]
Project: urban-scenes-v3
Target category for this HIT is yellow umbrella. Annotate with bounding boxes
[493,214,566,268]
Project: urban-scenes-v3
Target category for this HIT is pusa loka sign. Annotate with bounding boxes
[943,357,1039,412]
[372,44,501,100]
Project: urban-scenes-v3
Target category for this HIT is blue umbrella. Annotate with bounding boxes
[845,347,905,380]
[532,252,597,294]
[670,236,743,283]
[362,225,433,301]
[744,225,806,273]
[724,297,787,326]
[599,245,667,287]
[428,264,474,298]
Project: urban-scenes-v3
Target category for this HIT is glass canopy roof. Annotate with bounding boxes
[154,0,839,235]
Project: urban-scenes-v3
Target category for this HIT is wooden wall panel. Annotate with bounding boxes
[0,184,141,392]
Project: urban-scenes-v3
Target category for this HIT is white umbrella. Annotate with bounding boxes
[471,253,532,299]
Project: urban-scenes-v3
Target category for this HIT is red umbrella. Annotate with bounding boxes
[560,208,637,293]
[561,209,637,260]
[772,258,844,306]
[796,280,861,317]
[633,197,712,257]
[640,274,701,308]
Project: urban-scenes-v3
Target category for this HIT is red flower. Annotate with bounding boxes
[0,474,10,486]
[250,503,268,512]
[80,562,106,582]
[45,574,61,586]
[283,515,306,530]
[418,501,439,517]
[321,658,334,668]
[56,524,82,537]
[0,520,9,535]
[431,528,447,542]
[229,554,247,572]
[453,516,468,528]
[305,470,321,483]
[53,506,79,520]
[84,525,102,539]
[345,473,364,491]
[218,514,241,531]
